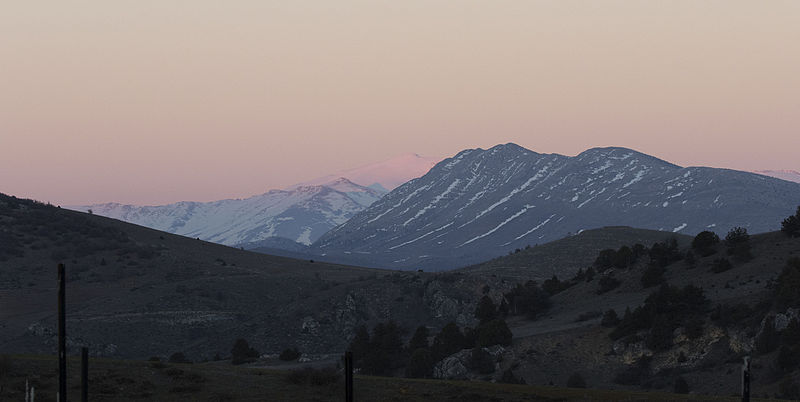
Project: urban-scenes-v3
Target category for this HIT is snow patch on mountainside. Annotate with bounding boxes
[312,144,800,271]
[72,178,384,247]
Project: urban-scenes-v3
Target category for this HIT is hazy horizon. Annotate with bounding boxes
[2,1,798,205]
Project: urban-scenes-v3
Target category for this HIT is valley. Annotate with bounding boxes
[3,192,800,399]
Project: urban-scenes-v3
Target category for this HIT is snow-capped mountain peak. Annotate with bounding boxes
[72,179,386,247]
[311,144,800,270]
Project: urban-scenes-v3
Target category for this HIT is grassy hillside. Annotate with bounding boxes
[0,194,483,360]
[459,226,692,281]
[0,354,776,402]
[500,229,800,397]
[4,192,800,398]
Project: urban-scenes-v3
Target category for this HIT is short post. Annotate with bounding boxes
[58,263,67,402]
[742,355,751,402]
[81,347,89,402]
[344,351,353,402]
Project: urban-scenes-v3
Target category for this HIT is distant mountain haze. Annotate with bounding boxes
[70,153,439,246]
[312,143,800,270]
[74,178,384,246]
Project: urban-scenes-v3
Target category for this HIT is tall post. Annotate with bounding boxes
[81,347,89,402]
[57,263,67,402]
[344,351,353,402]
[742,356,751,402]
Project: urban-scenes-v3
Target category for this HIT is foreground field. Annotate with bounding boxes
[0,355,783,401]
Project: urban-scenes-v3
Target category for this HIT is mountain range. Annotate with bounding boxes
[71,153,440,247]
[312,143,800,270]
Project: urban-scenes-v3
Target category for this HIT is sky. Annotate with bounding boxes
[1,1,798,205]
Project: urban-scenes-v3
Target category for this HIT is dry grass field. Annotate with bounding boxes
[0,354,783,402]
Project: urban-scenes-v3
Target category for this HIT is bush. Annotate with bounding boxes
[756,317,780,354]
[542,275,574,295]
[777,345,800,373]
[597,275,621,295]
[610,284,708,343]
[503,281,551,319]
[405,348,434,378]
[692,231,720,256]
[725,227,752,261]
[408,326,430,351]
[594,249,617,271]
[601,309,619,327]
[710,303,756,328]
[783,319,800,346]
[432,322,467,360]
[585,267,596,282]
[781,206,800,237]
[355,321,406,375]
[684,317,704,339]
[613,357,651,385]
[576,310,602,322]
[566,372,587,388]
[684,250,696,267]
[674,376,689,394]
[469,347,495,374]
[711,258,733,273]
[231,339,259,365]
[474,295,497,323]
[0,354,10,380]
[640,265,665,288]
[649,238,682,267]
[646,319,675,351]
[779,376,800,399]
[476,319,512,347]
[776,258,800,308]
[499,368,526,384]
[279,348,300,361]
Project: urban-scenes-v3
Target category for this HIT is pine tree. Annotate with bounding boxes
[474,295,497,323]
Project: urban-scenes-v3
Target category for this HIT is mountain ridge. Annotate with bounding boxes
[73,177,385,247]
[311,143,800,270]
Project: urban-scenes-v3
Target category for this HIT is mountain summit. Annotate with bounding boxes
[312,144,800,270]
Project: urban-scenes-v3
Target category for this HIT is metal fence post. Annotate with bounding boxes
[82,347,89,402]
[345,351,353,402]
[58,263,67,402]
[742,356,751,402]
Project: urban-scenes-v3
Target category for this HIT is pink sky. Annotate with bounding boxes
[2,1,798,205]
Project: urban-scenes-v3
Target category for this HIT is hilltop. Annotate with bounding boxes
[458,226,692,281]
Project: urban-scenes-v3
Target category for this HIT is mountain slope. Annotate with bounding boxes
[458,226,692,282]
[73,178,384,247]
[754,169,800,183]
[312,143,800,270]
